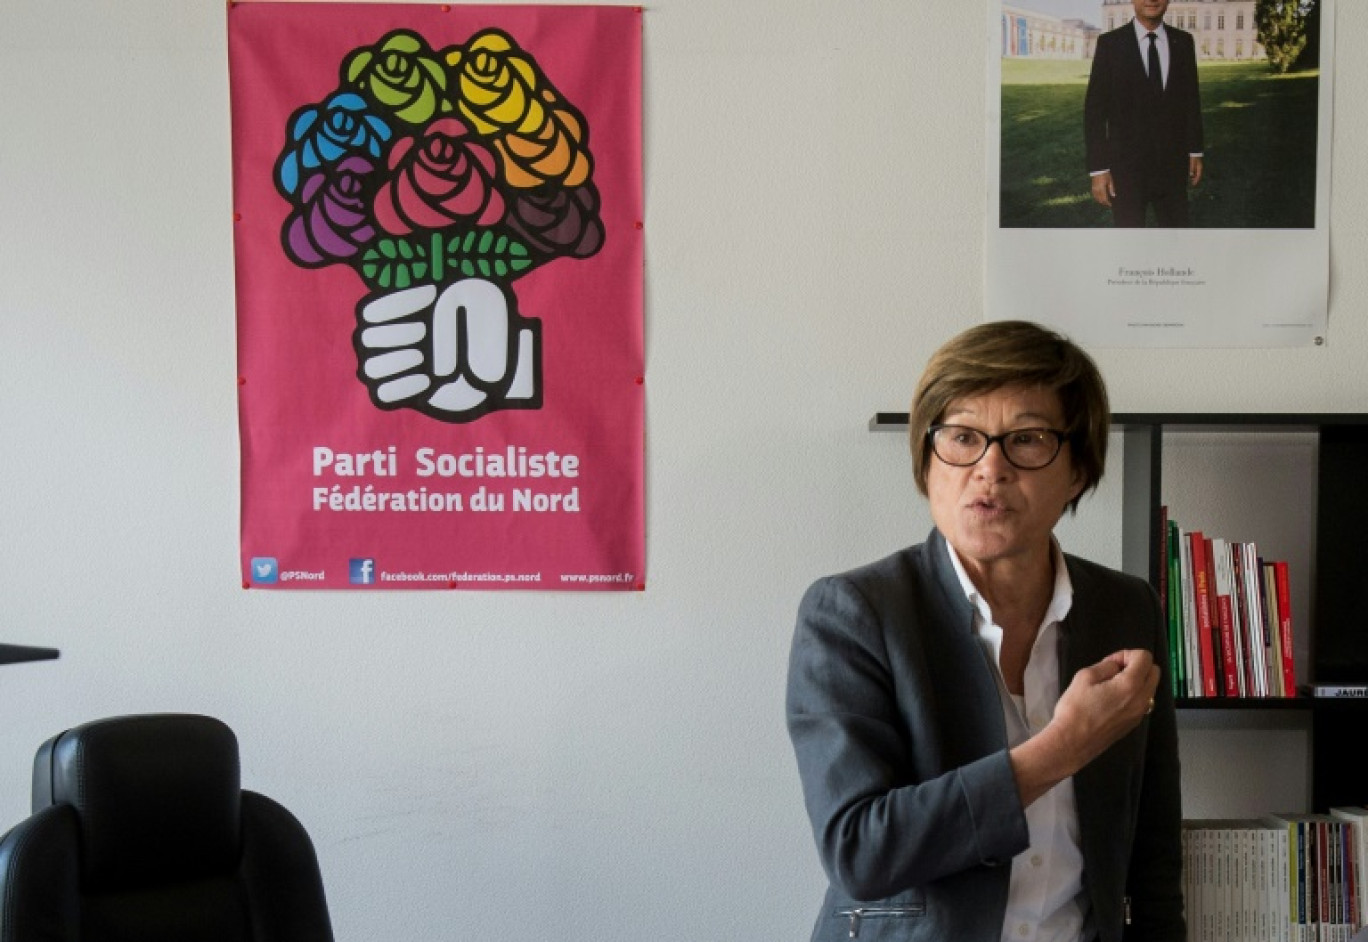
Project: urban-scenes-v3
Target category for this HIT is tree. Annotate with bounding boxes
[1255,0,1317,74]
[1296,1,1321,69]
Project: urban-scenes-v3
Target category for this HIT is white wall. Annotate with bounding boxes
[1,1,1364,939]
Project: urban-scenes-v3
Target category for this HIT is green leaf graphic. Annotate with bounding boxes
[359,228,536,291]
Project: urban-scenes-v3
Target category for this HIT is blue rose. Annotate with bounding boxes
[276,92,392,198]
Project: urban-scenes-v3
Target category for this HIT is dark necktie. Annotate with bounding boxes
[1147,32,1163,93]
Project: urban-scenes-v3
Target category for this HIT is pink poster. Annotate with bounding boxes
[228,3,643,590]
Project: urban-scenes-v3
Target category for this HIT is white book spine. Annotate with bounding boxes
[1277,823,1291,942]
[1179,530,1200,698]
[1241,542,1269,697]
[1184,826,1201,942]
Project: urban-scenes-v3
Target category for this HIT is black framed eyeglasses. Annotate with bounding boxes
[927,424,1068,470]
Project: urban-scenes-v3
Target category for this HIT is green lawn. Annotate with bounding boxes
[999,59,1319,228]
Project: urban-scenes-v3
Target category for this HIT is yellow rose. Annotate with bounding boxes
[345,30,450,126]
[446,30,591,189]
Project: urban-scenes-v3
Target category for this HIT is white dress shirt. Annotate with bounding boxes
[946,540,1094,942]
[1132,17,1171,88]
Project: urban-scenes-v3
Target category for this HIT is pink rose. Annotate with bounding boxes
[372,117,504,235]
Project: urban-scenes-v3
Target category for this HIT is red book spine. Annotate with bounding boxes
[1274,561,1296,695]
[1190,532,1218,698]
[1203,538,1236,696]
[1216,592,1239,698]
[1335,821,1347,927]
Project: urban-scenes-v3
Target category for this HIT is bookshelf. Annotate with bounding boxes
[871,411,1368,812]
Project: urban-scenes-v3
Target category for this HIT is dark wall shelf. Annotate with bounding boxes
[869,412,912,431]
[1174,697,1310,711]
[0,644,60,666]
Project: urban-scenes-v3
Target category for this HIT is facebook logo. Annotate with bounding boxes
[250,557,279,584]
[349,558,376,585]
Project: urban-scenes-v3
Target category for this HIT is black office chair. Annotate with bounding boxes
[0,713,334,942]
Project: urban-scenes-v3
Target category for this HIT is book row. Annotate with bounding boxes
[1160,509,1297,699]
[1182,808,1368,942]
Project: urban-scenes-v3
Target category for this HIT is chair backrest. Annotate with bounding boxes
[0,714,334,942]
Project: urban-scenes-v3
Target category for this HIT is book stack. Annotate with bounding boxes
[1182,819,1288,942]
[1183,810,1366,941]
[1160,508,1296,699]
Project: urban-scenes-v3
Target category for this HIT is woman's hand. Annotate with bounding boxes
[1010,649,1159,807]
[1052,649,1160,764]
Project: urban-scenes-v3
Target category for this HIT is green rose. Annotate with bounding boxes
[344,30,450,126]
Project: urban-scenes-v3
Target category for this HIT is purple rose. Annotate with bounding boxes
[503,183,604,261]
[283,155,378,267]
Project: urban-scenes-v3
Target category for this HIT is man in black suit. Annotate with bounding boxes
[1085,0,1204,226]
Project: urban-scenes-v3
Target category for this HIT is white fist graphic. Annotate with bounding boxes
[353,278,541,422]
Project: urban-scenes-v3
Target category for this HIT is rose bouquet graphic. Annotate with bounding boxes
[275,29,603,422]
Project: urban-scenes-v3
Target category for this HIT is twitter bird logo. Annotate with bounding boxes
[250,557,279,584]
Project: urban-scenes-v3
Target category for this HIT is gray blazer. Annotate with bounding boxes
[786,530,1184,942]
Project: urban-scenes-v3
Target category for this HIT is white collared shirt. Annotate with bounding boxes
[1131,17,1171,88]
[945,540,1094,942]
